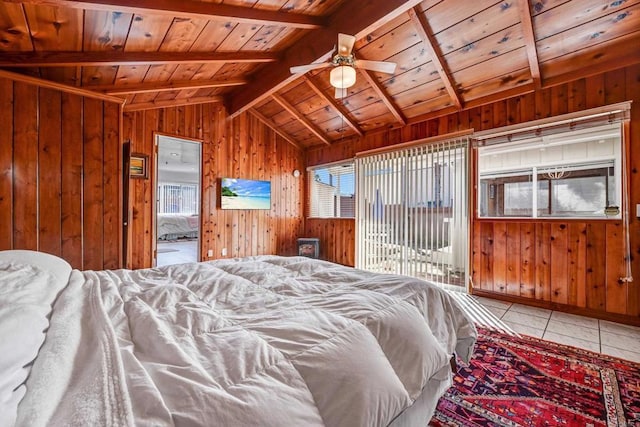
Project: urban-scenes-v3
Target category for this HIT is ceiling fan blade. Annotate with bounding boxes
[335,87,348,99]
[355,59,397,74]
[289,62,331,75]
[337,33,356,55]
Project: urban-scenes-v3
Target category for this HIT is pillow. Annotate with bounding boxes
[0,250,71,427]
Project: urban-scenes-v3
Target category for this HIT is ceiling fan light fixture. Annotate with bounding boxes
[330,65,356,89]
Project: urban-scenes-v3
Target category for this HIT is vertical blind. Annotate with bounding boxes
[309,163,355,218]
[356,136,469,289]
[158,183,199,214]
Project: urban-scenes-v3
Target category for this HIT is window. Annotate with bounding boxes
[308,162,355,218]
[158,183,199,214]
[478,123,623,219]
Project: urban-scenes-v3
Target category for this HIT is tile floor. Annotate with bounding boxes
[157,240,198,266]
[465,295,640,363]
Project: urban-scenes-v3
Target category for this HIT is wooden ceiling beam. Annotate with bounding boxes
[5,0,324,29]
[518,0,542,88]
[272,93,331,146]
[123,95,223,112]
[90,78,247,95]
[358,69,406,126]
[0,68,124,104]
[302,76,363,137]
[0,51,277,67]
[228,0,424,117]
[249,109,302,150]
[408,8,462,110]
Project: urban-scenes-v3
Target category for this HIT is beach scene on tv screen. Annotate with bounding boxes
[221,178,271,210]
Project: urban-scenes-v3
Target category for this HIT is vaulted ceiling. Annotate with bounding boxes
[1,0,639,149]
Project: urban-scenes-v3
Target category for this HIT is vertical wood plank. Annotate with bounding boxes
[535,222,551,301]
[13,82,39,250]
[505,222,520,296]
[38,87,62,256]
[585,223,606,311]
[83,98,104,270]
[480,222,494,291]
[605,222,627,314]
[103,102,120,269]
[567,222,587,308]
[519,222,535,298]
[61,93,84,268]
[550,223,568,305]
[0,79,14,250]
[492,222,507,293]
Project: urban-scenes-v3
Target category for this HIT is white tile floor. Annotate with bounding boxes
[157,240,198,266]
[468,295,640,363]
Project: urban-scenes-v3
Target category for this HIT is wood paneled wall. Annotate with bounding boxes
[123,105,305,269]
[306,64,640,323]
[304,218,355,266]
[0,77,122,270]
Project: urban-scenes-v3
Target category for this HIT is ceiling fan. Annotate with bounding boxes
[289,33,397,98]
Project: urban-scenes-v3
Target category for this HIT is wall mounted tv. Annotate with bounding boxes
[221,178,271,210]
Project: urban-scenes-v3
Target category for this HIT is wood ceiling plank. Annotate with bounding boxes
[113,64,150,85]
[434,1,521,56]
[353,13,409,51]
[123,95,223,111]
[383,41,433,76]
[158,17,208,52]
[217,22,263,50]
[0,2,34,51]
[540,32,640,83]
[392,78,449,109]
[357,111,399,131]
[39,66,79,85]
[359,68,406,125]
[349,100,391,122]
[356,18,420,61]
[123,14,173,51]
[533,0,640,40]
[340,87,380,112]
[452,46,528,89]
[408,7,461,109]
[189,20,236,51]
[83,9,132,51]
[460,67,532,102]
[23,4,83,50]
[7,0,325,29]
[528,0,570,16]
[228,0,425,116]
[536,3,640,63]
[0,50,279,66]
[303,75,363,136]
[81,65,118,85]
[93,78,247,94]
[401,93,455,118]
[240,25,287,51]
[443,23,524,73]
[422,0,498,34]
[141,63,179,81]
[517,0,541,88]
[249,108,302,149]
[272,93,331,145]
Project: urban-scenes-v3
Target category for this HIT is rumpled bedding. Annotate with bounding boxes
[16,255,476,427]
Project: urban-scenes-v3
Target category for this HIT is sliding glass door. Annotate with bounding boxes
[356,136,469,291]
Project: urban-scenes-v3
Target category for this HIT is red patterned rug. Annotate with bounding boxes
[430,327,640,426]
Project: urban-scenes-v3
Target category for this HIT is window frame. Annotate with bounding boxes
[476,122,624,220]
[307,160,356,219]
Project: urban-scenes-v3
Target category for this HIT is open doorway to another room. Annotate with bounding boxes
[155,135,201,267]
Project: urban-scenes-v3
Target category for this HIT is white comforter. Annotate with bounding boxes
[157,214,199,239]
[16,256,475,427]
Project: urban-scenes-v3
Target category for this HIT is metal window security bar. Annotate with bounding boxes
[355,133,470,290]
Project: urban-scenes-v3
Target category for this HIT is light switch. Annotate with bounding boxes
[636,204,640,218]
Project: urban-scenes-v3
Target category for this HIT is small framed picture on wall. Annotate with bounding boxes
[130,153,148,179]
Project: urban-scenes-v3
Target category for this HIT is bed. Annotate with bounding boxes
[0,250,476,427]
[157,213,199,240]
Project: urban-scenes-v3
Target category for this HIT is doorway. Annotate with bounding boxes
[355,135,470,291]
[155,135,202,267]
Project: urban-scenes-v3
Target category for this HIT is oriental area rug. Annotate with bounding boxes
[430,327,640,426]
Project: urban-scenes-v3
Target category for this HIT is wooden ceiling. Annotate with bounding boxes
[1,0,639,149]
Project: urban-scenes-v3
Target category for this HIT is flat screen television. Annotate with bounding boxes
[221,178,271,210]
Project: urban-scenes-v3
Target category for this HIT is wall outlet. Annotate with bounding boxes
[207,249,213,257]
[221,248,228,257]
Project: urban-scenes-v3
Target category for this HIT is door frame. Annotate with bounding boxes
[152,132,204,267]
